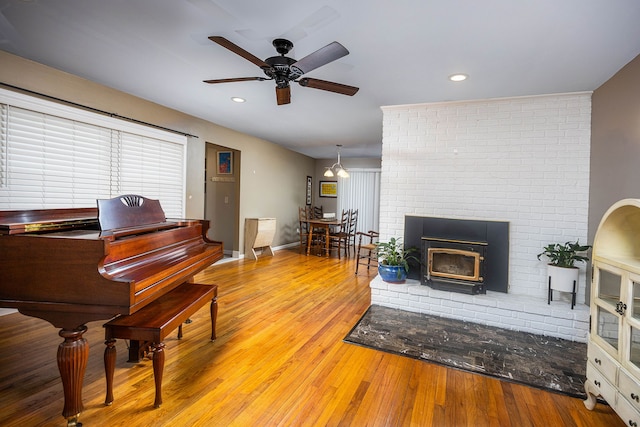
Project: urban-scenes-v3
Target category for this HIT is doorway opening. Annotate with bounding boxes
[205,143,240,258]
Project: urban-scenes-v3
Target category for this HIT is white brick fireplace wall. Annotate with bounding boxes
[374,93,592,342]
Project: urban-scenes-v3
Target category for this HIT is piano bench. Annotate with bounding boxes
[103,282,218,409]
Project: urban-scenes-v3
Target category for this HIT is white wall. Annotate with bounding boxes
[374,93,593,341]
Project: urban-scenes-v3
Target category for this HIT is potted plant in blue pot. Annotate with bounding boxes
[376,237,418,283]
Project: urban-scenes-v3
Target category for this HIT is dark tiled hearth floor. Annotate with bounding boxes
[344,305,587,398]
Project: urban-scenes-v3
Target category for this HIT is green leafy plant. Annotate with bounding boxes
[376,237,418,273]
[537,240,591,268]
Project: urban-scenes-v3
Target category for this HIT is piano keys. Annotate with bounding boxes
[0,195,223,426]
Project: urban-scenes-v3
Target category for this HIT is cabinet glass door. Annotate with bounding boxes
[597,267,621,308]
[596,306,619,350]
[632,278,640,321]
[594,266,622,351]
[630,325,640,370]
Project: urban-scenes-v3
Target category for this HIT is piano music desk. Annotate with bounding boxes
[103,282,218,409]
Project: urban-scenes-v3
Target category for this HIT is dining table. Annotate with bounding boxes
[305,218,343,257]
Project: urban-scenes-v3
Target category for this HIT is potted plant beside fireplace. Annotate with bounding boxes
[537,240,591,307]
[376,237,418,283]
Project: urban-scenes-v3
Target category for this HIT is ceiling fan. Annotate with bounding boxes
[204,36,359,105]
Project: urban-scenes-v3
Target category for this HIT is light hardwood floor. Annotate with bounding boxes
[0,248,624,426]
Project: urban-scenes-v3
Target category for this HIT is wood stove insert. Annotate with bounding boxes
[404,216,509,294]
[422,237,487,294]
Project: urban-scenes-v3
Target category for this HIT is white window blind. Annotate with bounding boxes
[0,103,7,188]
[119,132,185,217]
[0,88,186,216]
[337,169,381,233]
[2,107,114,208]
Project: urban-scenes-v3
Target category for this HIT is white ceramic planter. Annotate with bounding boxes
[547,264,579,292]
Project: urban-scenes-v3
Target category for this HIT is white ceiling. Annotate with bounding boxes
[1,0,640,159]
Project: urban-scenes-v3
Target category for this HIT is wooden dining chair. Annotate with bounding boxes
[299,206,323,254]
[298,206,310,253]
[312,205,323,219]
[329,209,350,259]
[347,209,358,256]
[355,230,379,275]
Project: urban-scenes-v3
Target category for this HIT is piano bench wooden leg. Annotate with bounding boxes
[125,340,154,363]
[104,338,116,406]
[211,296,218,341]
[127,340,140,363]
[152,342,165,408]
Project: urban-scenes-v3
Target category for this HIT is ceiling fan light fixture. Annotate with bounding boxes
[449,73,468,82]
[205,36,359,105]
[323,167,335,177]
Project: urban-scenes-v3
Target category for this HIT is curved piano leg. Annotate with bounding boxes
[104,338,116,406]
[57,326,89,427]
[152,342,165,408]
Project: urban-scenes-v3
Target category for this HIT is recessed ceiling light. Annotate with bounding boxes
[231,97,245,103]
[449,74,468,82]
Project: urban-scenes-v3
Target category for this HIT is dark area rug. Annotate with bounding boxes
[344,305,587,399]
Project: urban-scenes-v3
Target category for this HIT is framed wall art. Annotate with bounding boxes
[319,181,337,198]
[217,151,233,175]
[306,176,312,205]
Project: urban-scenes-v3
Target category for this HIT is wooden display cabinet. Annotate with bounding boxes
[585,199,640,426]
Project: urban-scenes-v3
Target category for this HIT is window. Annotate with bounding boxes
[0,88,186,217]
[337,169,381,233]
[0,103,7,188]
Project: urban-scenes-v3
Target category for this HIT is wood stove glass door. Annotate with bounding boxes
[427,248,481,282]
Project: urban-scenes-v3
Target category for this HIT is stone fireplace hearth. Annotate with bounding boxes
[369,277,589,342]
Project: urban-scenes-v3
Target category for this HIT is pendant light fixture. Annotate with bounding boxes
[324,144,349,178]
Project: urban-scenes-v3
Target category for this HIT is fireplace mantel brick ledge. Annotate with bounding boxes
[370,276,589,343]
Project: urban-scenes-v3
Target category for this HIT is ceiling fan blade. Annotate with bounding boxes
[276,86,291,105]
[203,77,266,84]
[208,36,271,69]
[298,78,359,96]
[290,41,349,75]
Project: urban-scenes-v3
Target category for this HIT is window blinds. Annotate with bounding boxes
[0,88,186,217]
[337,169,381,234]
[119,132,185,217]
[0,103,7,188]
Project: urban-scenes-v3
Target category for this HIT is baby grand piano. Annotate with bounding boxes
[0,195,223,426]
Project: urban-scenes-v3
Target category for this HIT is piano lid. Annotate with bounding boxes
[0,195,169,236]
[0,208,98,235]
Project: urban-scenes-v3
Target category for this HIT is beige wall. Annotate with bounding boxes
[0,50,316,253]
[589,54,640,243]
